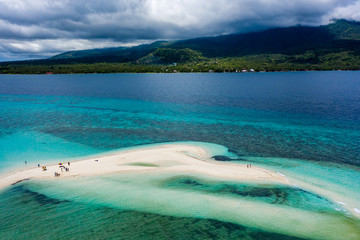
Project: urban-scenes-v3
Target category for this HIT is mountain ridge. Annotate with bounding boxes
[49,19,360,62]
[1,19,360,73]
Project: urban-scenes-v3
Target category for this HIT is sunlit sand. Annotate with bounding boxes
[0,143,287,191]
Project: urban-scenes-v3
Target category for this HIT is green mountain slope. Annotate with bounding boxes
[171,20,360,57]
[1,19,360,73]
[49,41,168,63]
[47,19,360,62]
[137,48,204,64]
[326,19,360,40]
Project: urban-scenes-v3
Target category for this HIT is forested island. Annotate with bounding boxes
[1,19,360,74]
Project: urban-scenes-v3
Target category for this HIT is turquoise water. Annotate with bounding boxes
[0,72,360,239]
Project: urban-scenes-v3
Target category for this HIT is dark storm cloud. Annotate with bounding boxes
[0,0,359,61]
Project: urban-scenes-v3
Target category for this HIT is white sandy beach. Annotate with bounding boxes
[2,143,360,240]
[0,143,288,191]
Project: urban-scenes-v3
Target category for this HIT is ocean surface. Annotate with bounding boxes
[0,72,360,239]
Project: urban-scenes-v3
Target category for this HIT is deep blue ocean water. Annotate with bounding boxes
[0,72,360,239]
[1,72,359,167]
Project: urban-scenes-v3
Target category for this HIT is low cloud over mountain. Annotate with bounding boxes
[1,0,360,61]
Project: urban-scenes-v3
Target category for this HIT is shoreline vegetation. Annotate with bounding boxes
[0,143,288,191]
[1,53,360,74]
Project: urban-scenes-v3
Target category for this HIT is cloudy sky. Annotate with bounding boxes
[0,0,360,61]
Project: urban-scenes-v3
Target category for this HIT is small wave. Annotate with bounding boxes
[354,208,360,213]
[336,201,346,206]
[276,172,286,177]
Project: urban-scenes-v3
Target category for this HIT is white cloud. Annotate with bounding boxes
[0,38,150,58]
[328,1,360,21]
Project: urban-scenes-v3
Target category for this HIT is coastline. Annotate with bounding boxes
[1,70,360,75]
[0,143,288,191]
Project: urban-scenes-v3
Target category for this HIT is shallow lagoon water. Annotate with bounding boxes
[9,169,360,240]
[1,72,360,239]
[1,184,311,240]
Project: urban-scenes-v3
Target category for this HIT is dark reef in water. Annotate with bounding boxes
[212,155,245,161]
[162,176,340,213]
[11,178,31,185]
[10,185,71,206]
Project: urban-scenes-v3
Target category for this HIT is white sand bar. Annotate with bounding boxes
[0,143,288,190]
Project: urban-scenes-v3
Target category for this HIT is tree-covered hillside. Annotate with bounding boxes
[1,19,360,74]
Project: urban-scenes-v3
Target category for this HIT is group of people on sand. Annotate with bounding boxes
[33,163,47,171]
[246,164,252,168]
[54,162,71,177]
[25,160,73,177]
